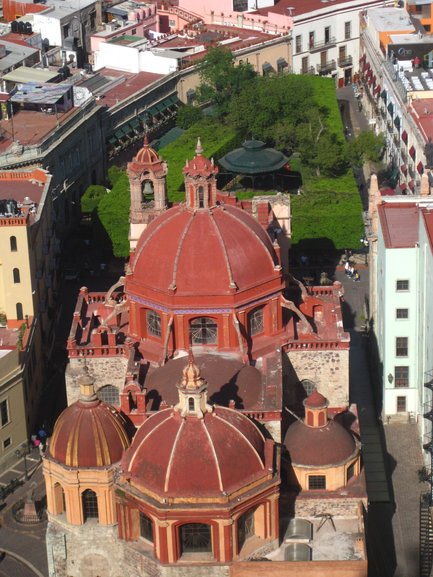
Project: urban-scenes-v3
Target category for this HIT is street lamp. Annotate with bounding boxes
[15,447,29,480]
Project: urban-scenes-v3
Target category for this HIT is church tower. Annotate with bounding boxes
[127,136,168,249]
[183,138,219,209]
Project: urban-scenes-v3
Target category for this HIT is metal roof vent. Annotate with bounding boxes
[284,543,312,561]
[284,518,313,541]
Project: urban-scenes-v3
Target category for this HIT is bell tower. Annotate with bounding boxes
[183,138,219,210]
[127,136,168,249]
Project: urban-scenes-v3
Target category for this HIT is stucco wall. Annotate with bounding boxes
[284,349,349,408]
[66,356,128,405]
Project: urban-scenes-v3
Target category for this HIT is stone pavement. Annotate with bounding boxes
[0,449,48,577]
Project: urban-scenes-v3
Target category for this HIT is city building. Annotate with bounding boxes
[360,4,433,193]
[368,175,433,437]
[0,168,59,467]
[42,139,367,577]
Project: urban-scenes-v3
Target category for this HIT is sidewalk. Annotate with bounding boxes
[0,449,48,577]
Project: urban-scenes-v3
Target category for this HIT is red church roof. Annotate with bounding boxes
[122,405,269,498]
[126,203,282,304]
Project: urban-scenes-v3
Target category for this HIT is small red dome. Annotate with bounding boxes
[122,406,267,498]
[133,136,161,165]
[304,389,328,409]
[284,419,357,467]
[126,204,281,301]
[48,388,130,468]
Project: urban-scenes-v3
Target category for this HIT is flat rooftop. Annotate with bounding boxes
[93,69,164,107]
[366,6,414,31]
[378,202,420,248]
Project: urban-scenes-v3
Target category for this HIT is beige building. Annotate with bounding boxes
[0,168,60,462]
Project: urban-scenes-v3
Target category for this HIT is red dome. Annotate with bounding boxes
[48,396,130,468]
[126,203,281,302]
[122,406,268,498]
[134,136,161,165]
[284,419,357,467]
[304,389,328,409]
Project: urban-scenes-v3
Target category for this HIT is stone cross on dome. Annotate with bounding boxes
[175,350,212,418]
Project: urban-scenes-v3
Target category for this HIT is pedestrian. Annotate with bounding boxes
[344,260,350,275]
[349,266,355,278]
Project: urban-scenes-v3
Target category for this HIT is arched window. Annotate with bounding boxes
[180,523,212,555]
[189,317,217,345]
[53,482,66,515]
[248,307,264,336]
[238,508,255,551]
[16,302,23,320]
[82,489,98,521]
[146,310,161,337]
[13,268,20,283]
[140,512,154,542]
[188,397,195,411]
[97,385,119,406]
[10,236,17,252]
[198,186,204,208]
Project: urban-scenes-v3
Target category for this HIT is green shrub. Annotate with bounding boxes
[158,118,240,202]
[97,173,130,257]
[81,185,107,214]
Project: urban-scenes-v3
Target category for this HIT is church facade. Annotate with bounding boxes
[43,139,366,577]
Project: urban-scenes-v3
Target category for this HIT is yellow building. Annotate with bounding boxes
[0,168,60,467]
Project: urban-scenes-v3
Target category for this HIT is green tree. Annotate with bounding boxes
[346,130,385,168]
[97,172,130,257]
[176,104,203,129]
[196,46,256,114]
[81,184,107,214]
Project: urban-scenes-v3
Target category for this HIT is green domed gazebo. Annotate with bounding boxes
[219,139,289,188]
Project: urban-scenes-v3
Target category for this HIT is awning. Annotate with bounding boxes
[401,164,407,174]
[364,62,371,72]
[381,89,387,103]
[108,137,117,146]
[130,117,140,129]
[372,75,377,85]
[360,54,366,63]
[277,57,288,67]
[401,130,408,144]
[408,180,415,189]
[394,116,401,130]
[121,125,132,136]
[147,105,159,117]
[114,130,124,140]
[368,76,373,86]
[262,62,272,72]
[387,102,394,116]
[374,84,381,96]
[400,182,407,191]
[409,145,416,159]
[418,161,424,174]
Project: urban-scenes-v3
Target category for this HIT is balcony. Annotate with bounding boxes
[309,36,336,53]
[301,66,316,75]
[316,60,336,74]
[338,55,353,68]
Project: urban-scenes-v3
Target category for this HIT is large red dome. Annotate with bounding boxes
[126,203,282,304]
[48,374,130,468]
[122,405,269,498]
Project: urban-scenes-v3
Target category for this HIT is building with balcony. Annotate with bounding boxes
[360,5,433,193]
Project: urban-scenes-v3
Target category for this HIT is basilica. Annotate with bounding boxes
[42,138,367,577]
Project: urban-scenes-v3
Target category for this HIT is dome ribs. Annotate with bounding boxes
[93,411,111,467]
[213,412,265,471]
[170,211,195,291]
[216,207,278,271]
[133,208,182,271]
[202,418,224,492]
[128,410,173,473]
[164,419,186,492]
[208,210,236,290]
